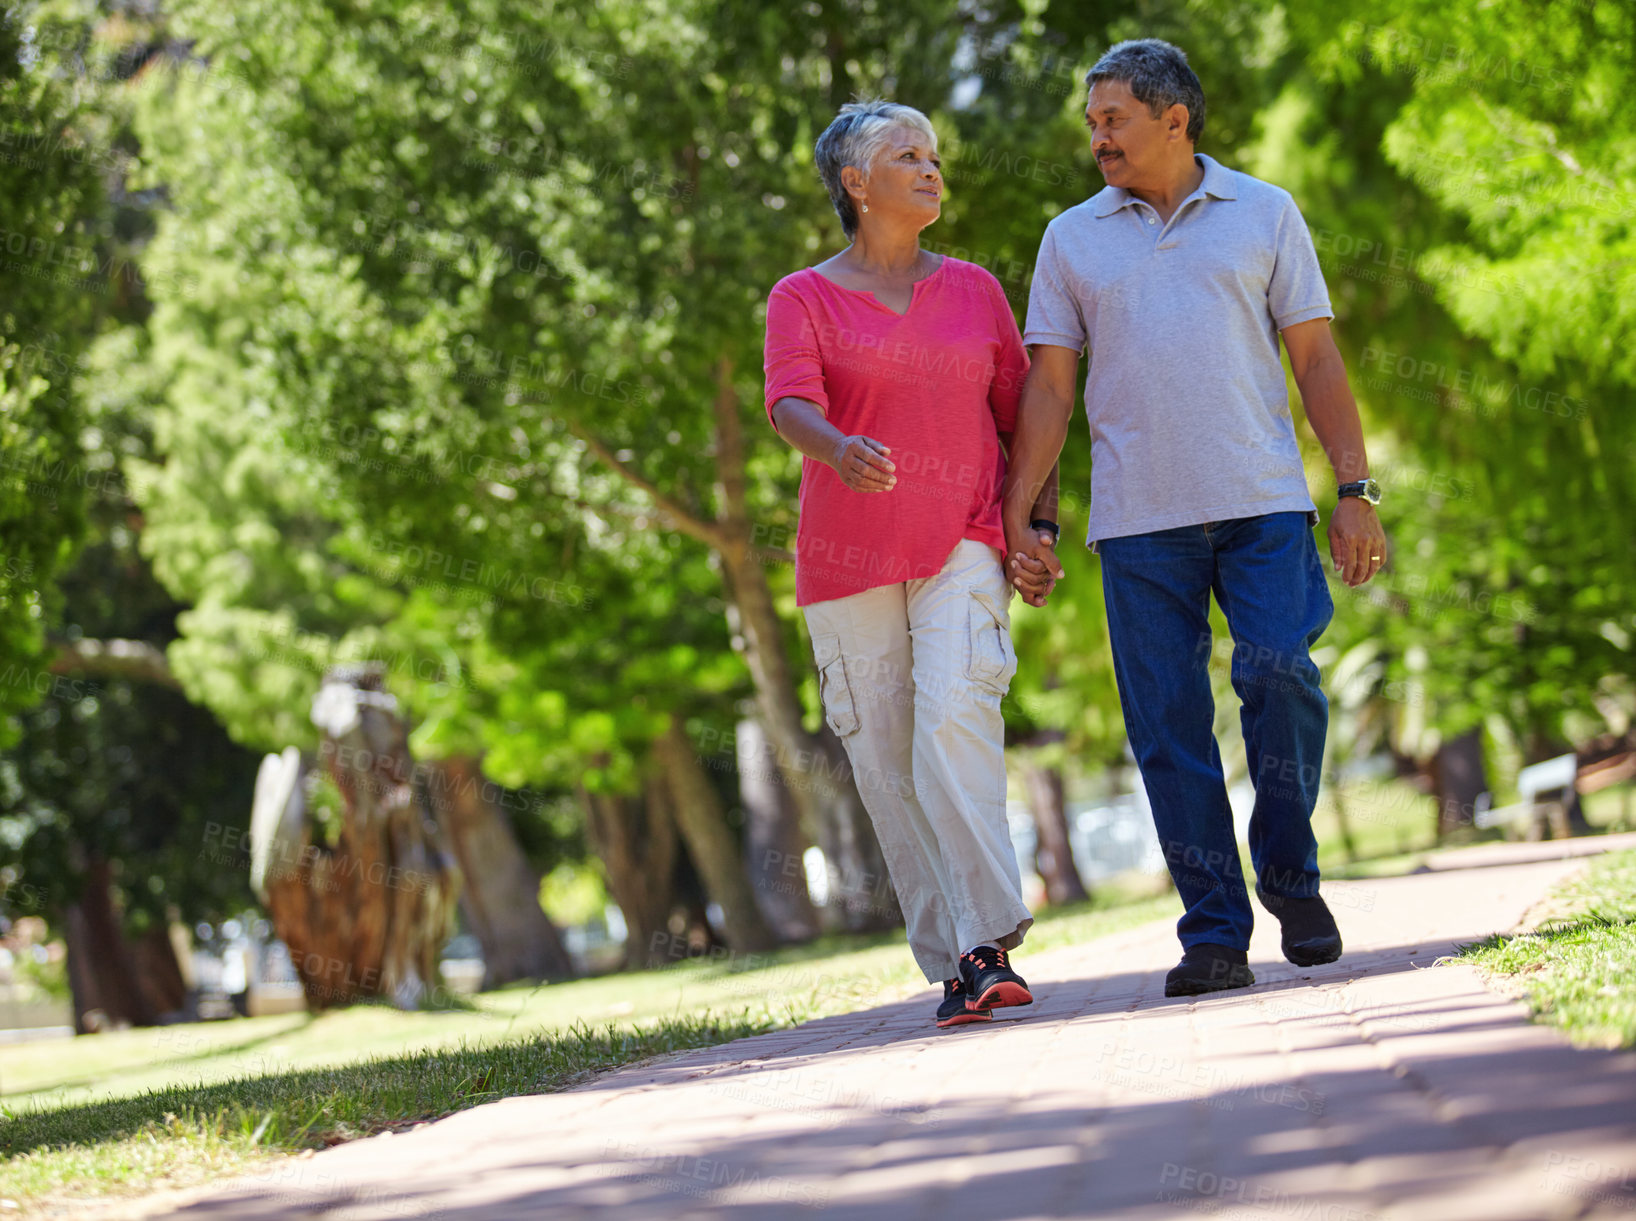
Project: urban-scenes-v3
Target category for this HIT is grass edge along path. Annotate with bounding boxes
[0,1016,769,1216]
[1453,847,1636,1049]
[1,889,1174,1216]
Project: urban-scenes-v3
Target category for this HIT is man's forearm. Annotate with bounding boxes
[1030,462,1060,524]
[1293,348,1370,484]
[998,432,1060,525]
[1004,344,1079,531]
[1002,379,1075,533]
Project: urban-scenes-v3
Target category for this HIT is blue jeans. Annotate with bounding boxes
[1099,512,1334,952]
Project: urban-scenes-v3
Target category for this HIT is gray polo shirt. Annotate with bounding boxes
[1023,153,1332,547]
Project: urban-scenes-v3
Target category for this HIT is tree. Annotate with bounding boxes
[108,0,966,938]
[259,665,460,1009]
[1256,3,1636,814]
[0,2,112,739]
[423,755,574,985]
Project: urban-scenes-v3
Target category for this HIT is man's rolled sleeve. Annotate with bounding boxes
[763,281,829,432]
[1022,225,1089,352]
[1269,195,1334,331]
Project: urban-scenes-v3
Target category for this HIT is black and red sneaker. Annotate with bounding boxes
[936,977,992,1027]
[957,945,1033,1010]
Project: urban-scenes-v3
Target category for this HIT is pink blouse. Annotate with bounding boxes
[763,257,1029,607]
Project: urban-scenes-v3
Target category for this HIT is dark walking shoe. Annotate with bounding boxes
[957,945,1033,1010]
[1164,943,1255,997]
[1256,887,1343,967]
[936,977,992,1027]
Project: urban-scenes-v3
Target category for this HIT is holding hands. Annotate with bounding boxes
[1005,521,1064,609]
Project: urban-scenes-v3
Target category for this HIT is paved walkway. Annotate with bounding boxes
[156,835,1636,1219]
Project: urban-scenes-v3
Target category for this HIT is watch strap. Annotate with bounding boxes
[1337,477,1381,506]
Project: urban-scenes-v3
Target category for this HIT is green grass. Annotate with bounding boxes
[0,1017,767,1210]
[1454,848,1636,1048]
[0,883,1172,1215]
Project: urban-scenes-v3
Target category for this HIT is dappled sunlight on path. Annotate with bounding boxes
[110,834,1636,1220]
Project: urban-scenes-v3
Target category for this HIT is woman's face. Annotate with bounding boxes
[861,124,942,224]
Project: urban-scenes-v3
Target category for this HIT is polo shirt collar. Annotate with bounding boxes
[1091,153,1237,218]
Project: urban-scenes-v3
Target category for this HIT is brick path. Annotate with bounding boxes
[147,834,1636,1219]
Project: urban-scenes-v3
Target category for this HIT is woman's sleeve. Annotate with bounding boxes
[763,278,828,433]
[986,275,1030,434]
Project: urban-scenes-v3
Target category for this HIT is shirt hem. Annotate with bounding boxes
[1085,497,1320,551]
[795,524,1002,608]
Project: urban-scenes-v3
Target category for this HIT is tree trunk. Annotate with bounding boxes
[575,364,902,934]
[716,547,899,932]
[652,714,778,953]
[129,922,189,1017]
[424,755,575,986]
[260,664,461,1009]
[1022,759,1088,905]
[710,360,898,930]
[579,773,678,969]
[1432,727,1487,839]
[808,720,903,930]
[61,858,160,1032]
[735,718,821,941]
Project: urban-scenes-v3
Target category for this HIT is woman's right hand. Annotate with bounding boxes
[831,435,897,492]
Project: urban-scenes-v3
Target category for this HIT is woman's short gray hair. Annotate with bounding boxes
[1087,39,1206,144]
[814,100,938,240]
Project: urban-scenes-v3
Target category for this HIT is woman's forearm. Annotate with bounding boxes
[771,396,845,470]
[774,396,897,493]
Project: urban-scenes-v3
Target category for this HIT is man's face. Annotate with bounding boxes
[1084,79,1183,189]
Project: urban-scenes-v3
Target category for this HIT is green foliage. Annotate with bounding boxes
[538,860,609,928]
[1271,0,1636,750]
[11,943,69,1002]
[0,3,116,741]
[0,674,261,928]
[111,0,765,786]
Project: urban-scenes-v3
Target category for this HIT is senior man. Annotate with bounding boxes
[1002,39,1388,997]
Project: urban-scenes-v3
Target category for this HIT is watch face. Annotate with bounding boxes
[1363,477,1382,505]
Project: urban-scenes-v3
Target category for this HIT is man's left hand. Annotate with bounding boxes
[1329,498,1387,587]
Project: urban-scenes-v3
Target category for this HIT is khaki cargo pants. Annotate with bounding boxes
[803,538,1034,983]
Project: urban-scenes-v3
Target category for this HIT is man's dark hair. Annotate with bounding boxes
[1086,39,1206,144]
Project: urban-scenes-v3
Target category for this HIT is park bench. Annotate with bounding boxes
[1474,748,1636,838]
[1474,753,1577,839]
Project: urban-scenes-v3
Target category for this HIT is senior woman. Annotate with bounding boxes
[763,100,1059,1028]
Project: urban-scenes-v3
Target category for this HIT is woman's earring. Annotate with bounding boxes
[861,203,869,213]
